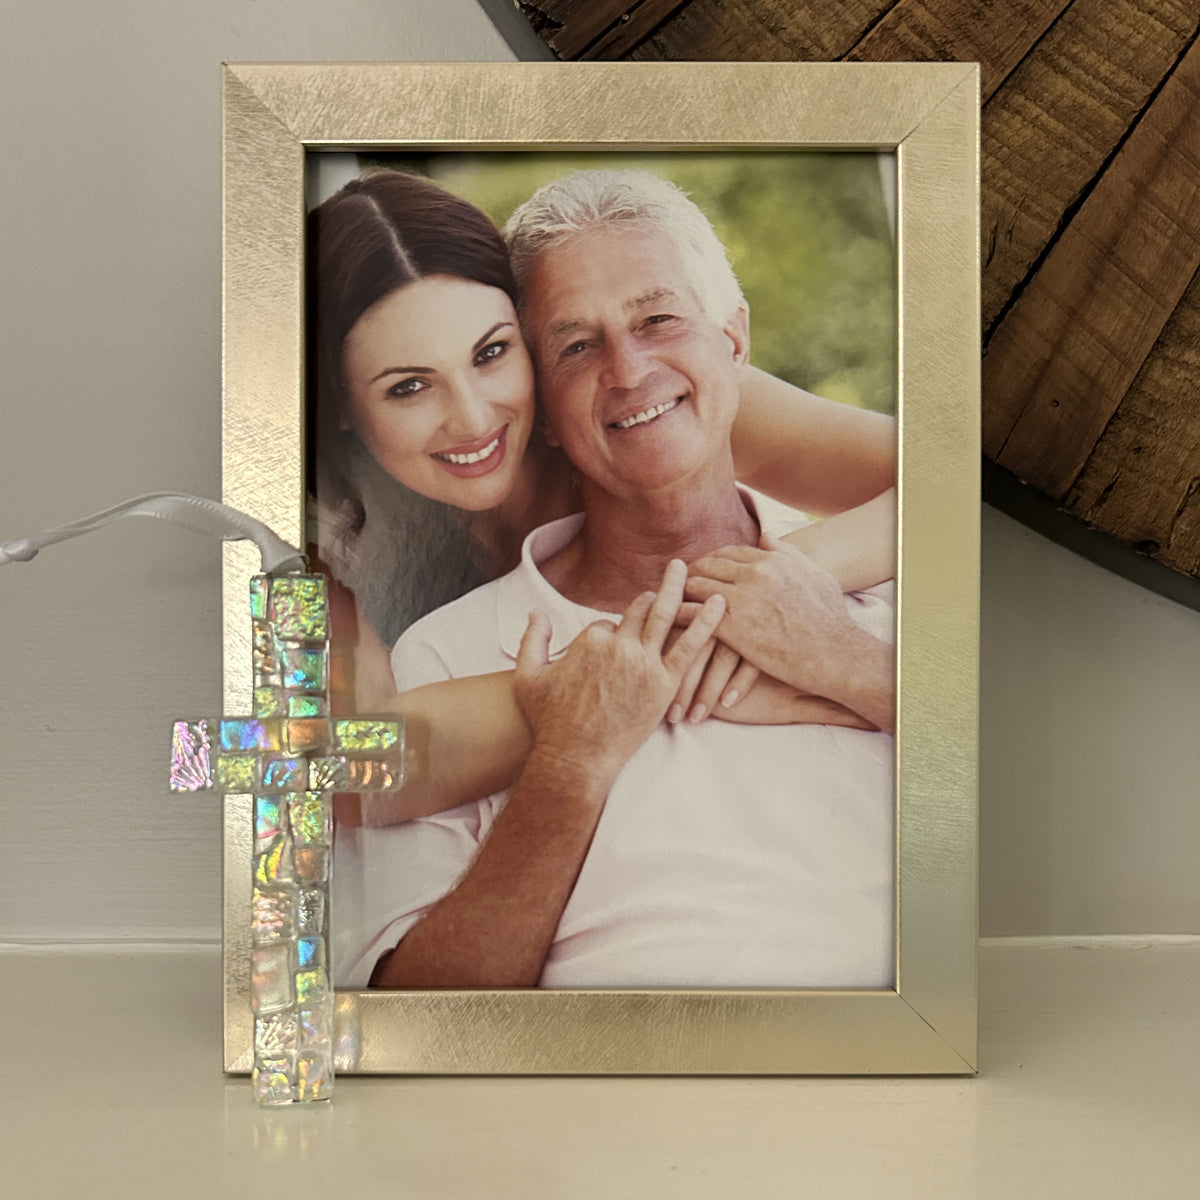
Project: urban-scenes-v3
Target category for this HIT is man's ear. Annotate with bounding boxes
[540,415,561,448]
[723,303,750,366]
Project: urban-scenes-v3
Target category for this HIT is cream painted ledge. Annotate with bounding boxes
[3,938,1197,1199]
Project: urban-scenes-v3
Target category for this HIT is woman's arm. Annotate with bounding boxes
[732,367,895,517]
[779,488,896,592]
[335,671,531,827]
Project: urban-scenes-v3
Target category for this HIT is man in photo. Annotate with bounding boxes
[335,170,896,991]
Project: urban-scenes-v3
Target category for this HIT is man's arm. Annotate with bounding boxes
[685,536,895,732]
[371,563,726,989]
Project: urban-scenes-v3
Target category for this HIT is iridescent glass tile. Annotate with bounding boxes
[254,797,283,853]
[280,646,326,693]
[216,753,257,792]
[307,756,348,792]
[251,945,293,1013]
[251,886,295,945]
[287,694,327,718]
[289,794,330,845]
[255,1012,298,1057]
[220,717,284,752]
[169,720,213,792]
[345,756,404,790]
[299,1006,332,1050]
[253,686,285,718]
[296,888,325,936]
[297,936,325,970]
[269,577,329,641]
[255,837,294,887]
[296,1052,331,1102]
[294,969,326,1006]
[253,1056,294,1106]
[252,619,278,677]
[249,575,268,621]
[293,846,329,885]
[260,756,307,792]
[333,719,401,752]
[286,718,331,754]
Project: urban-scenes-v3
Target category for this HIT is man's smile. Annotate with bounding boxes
[608,396,684,431]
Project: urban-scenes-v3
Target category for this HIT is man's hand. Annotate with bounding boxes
[516,558,727,787]
[686,534,895,731]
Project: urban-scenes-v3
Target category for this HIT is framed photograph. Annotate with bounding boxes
[222,61,979,1075]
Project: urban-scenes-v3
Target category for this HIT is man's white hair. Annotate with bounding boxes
[503,169,745,323]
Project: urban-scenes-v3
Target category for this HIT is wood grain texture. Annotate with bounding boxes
[980,0,1197,330]
[1066,268,1200,574]
[847,0,1070,99]
[518,0,635,57]
[579,0,693,59]
[983,35,1200,498]
[627,0,898,62]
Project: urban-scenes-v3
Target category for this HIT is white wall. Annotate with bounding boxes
[1,2,1196,943]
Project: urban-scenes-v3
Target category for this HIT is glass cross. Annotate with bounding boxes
[169,573,404,1105]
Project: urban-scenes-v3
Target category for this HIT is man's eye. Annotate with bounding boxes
[562,340,589,359]
[386,377,427,398]
[474,339,508,365]
[644,313,677,328]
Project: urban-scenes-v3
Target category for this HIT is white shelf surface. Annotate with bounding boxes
[4,939,1197,1198]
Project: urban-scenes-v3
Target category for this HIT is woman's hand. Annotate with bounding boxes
[710,675,875,729]
[666,637,762,724]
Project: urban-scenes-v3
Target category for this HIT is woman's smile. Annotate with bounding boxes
[341,275,535,512]
[432,425,508,474]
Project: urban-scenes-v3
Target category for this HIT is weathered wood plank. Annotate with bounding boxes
[580,0,693,59]
[1065,268,1200,576]
[628,0,898,62]
[983,35,1200,499]
[981,0,1198,331]
[846,0,1070,100]
[519,0,647,59]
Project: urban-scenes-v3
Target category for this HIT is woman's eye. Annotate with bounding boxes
[474,339,509,365]
[386,377,427,399]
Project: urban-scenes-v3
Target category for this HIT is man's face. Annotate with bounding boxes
[522,225,749,501]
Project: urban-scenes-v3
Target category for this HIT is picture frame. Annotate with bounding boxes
[222,61,980,1075]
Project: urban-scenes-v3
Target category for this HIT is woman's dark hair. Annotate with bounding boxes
[306,171,519,646]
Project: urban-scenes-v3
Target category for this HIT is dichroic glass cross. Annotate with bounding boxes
[170,574,404,1105]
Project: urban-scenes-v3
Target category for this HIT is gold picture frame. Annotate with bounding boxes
[222,61,979,1075]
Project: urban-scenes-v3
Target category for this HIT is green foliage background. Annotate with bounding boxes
[364,151,896,416]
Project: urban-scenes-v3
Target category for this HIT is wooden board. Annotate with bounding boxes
[515,0,1200,596]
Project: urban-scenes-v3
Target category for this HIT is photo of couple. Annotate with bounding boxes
[308,156,899,993]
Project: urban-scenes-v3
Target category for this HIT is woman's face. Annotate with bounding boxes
[340,275,535,512]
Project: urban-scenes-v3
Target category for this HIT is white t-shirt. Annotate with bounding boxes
[332,507,896,990]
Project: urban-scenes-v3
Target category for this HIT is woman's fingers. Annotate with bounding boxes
[683,575,725,604]
[668,636,716,724]
[663,594,726,678]
[689,641,743,721]
[616,590,657,637]
[719,658,762,709]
